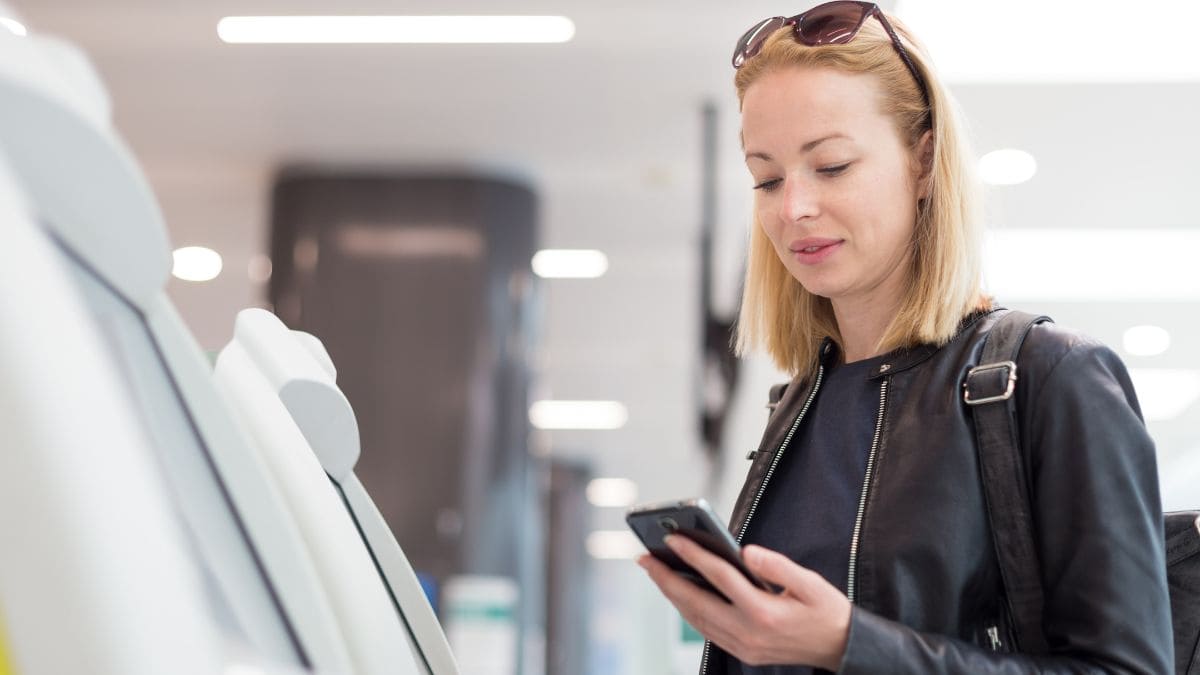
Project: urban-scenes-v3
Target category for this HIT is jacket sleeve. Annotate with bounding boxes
[837,337,1174,674]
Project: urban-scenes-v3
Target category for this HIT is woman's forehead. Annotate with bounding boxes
[740,68,892,153]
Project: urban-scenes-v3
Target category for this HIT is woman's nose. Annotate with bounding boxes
[780,178,818,223]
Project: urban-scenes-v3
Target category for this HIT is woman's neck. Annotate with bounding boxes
[831,294,902,363]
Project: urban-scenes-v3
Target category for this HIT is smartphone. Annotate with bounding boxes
[626,498,771,598]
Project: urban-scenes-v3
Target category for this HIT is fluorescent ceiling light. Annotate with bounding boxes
[979,149,1036,186]
[983,229,1200,301]
[586,530,644,560]
[1127,369,1200,423]
[1123,325,1171,357]
[247,254,273,283]
[0,17,26,36]
[586,478,638,508]
[172,246,223,282]
[532,249,608,279]
[896,0,1200,82]
[529,400,628,430]
[217,15,575,44]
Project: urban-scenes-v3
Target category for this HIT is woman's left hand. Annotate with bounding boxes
[638,535,852,671]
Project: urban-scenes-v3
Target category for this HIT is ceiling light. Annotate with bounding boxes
[217,15,575,44]
[0,17,26,36]
[896,0,1200,83]
[172,246,223,282]
[1127,369,1200,423]
[586,478,638,508]
[532,249,608,279]
[247,254,273,283]
[979,149,1037,186]
[983,229,1200,301]
[586,530,644,560]
[529,400,628,430]
[1123,325,1171,357]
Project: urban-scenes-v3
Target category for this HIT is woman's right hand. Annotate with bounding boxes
[638,535,851,671]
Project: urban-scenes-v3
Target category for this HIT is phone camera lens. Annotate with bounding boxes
[658,516,679,533]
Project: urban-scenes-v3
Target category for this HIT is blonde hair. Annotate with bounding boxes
[734,13,990,377]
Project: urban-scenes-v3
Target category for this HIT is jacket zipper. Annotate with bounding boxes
[734,365,826,545]
[846,378,889,604]
[987,625,1002,651]
[699,365,826,675]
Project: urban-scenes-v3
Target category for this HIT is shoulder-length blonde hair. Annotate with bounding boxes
[734,12,990,378]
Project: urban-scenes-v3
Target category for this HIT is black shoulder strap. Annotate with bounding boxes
[964,309,1053,654]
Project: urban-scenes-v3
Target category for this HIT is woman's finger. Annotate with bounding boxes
[742,544,826,598]
[637,551,740,645]
[665,534,765,608]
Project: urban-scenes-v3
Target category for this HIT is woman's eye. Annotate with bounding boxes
[818,162,851,177]
[753,178,782,192]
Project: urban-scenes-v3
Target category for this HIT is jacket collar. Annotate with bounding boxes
[820,308,998,380]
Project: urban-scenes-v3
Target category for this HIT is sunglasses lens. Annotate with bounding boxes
[733,17,786,68]
[796,1,870,46]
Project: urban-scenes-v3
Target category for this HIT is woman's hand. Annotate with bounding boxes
[638,535,852,671]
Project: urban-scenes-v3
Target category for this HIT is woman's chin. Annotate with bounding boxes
[793,278,845,300]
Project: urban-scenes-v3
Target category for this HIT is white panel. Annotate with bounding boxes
[215,342,422,675]
[341,475,461,675]
[221,307,458,673]
[0,31,169,308]
[231,308,360,481]
[147,296,356,675]
[0,156,221,675]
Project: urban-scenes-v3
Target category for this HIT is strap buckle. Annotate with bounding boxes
[963,360,1018,406]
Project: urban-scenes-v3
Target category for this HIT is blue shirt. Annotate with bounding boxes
[723,352,888,675]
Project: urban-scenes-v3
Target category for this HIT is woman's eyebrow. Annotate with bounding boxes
[744,133,850,162]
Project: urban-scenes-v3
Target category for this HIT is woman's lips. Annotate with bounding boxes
[789,238,843,265]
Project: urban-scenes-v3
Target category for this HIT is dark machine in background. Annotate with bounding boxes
[698,103,743,476]
[268,172,544,669]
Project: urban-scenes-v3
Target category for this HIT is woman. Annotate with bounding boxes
[637,3,1173,673]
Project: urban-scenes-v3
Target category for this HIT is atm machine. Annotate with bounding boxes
[0,20,455,675]
[213,308,458,675]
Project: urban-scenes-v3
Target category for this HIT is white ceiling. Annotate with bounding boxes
[11,1,1199,527]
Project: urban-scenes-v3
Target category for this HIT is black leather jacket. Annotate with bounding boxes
[703,309,1173,674]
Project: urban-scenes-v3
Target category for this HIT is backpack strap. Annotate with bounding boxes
[964,309,1053,654]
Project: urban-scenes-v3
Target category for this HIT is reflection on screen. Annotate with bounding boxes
[51,236,305,668]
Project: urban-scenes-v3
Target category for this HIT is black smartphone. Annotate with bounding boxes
[626,497,771,598]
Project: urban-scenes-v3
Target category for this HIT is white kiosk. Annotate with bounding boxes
[0,20,454,675]
[215,308,459,675]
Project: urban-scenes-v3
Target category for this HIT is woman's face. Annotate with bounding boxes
[741,66,924,309]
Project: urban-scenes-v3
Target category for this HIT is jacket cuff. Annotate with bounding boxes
[836,606,901,674]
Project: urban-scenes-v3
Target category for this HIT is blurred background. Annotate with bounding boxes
[8,1,1198,673]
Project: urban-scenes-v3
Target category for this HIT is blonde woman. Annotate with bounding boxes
[638,3,1173,673]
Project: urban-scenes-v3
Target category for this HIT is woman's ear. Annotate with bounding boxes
[915,130,934,198]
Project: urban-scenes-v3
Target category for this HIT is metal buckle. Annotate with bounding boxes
[963,360,1018,406]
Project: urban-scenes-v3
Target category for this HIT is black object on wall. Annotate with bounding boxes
[268,171,543,668]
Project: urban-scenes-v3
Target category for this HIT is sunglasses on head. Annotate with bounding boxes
[733,1,931,112]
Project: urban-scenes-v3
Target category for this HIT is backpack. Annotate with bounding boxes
[966,309,1200,674]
